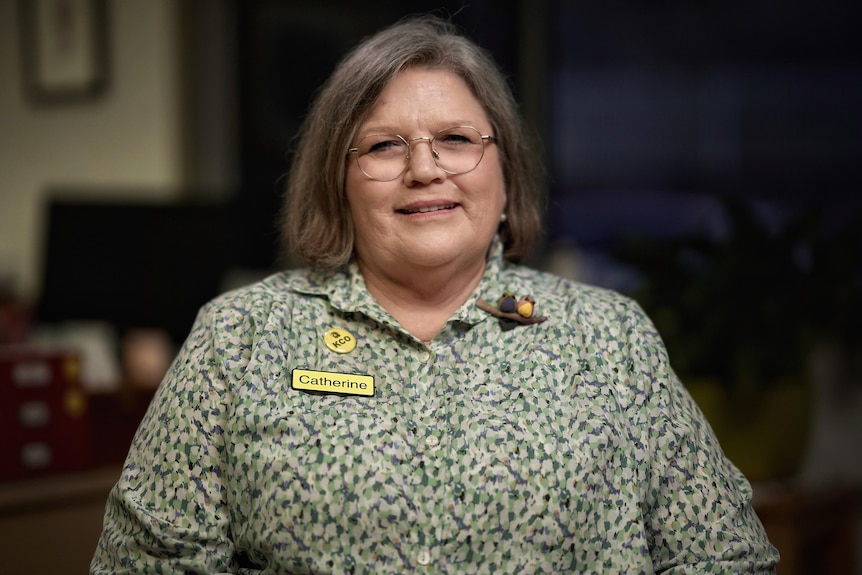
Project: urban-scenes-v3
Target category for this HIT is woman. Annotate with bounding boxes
[91,15,778,574]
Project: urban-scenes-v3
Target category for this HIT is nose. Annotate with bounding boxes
[404,137,445,184]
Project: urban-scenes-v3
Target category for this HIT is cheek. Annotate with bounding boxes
[345,183,392,233]
[485,165,508,212]
[483,153,507,205]
[345,176,372,216]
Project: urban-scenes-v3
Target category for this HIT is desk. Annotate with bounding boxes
[754,484,860,575]
[0,465,121,574]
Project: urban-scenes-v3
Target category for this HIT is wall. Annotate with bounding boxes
[0,0,185,304]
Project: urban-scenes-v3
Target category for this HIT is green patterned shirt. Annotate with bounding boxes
[91,240,778,574]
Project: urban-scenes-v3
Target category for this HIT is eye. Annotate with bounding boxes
[362,135,406,157]
[435,128,482,150]
[439,134,471,145]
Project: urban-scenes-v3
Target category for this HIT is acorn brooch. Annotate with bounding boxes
[477,291,547,331]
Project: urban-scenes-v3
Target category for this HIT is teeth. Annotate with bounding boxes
[404,204,456,214]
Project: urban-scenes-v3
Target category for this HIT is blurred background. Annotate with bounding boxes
[0,0,859,573]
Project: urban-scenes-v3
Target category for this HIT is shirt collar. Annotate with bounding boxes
[289,237,509,328]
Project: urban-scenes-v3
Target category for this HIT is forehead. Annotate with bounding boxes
[359,67,489,131]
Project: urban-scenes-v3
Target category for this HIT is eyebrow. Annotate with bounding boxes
[357,122,482,137]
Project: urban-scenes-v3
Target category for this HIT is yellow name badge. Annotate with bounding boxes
[291,369,375,397]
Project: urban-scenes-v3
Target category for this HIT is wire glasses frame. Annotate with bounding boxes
[348,126,496,182]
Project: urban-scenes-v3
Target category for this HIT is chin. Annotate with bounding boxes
[405,239,488,269]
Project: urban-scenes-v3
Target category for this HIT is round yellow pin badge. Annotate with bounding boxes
[323,328,357,354]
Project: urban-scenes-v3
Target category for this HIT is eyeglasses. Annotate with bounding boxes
[348,126,495,182]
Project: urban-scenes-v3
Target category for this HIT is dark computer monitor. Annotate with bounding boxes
[38,195,234,346]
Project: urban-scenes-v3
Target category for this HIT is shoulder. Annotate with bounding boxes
[499,262,650,330]
[189,268,329,339]
[205,268,329,311]
[171,268,336,375]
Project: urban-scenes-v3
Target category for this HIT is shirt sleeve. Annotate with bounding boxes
[622,300,780,574]
[90,303,236,574]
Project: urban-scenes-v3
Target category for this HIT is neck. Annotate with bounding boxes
[357,257,486,343]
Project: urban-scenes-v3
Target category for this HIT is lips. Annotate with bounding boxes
[397,203,458,215]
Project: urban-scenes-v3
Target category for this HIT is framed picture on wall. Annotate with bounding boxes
[18,0,108,103]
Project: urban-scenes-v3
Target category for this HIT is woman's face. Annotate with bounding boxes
[345,67,506,277]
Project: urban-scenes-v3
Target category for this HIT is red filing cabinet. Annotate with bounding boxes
[0,349,91,480]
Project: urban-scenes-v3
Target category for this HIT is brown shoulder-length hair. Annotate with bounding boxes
[281,14,544,269]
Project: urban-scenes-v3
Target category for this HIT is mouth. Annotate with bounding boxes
[396,203,458,215]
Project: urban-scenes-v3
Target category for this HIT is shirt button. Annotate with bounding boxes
[419,350,432,362]
[416,548,431,566]
[425,435,440,448]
